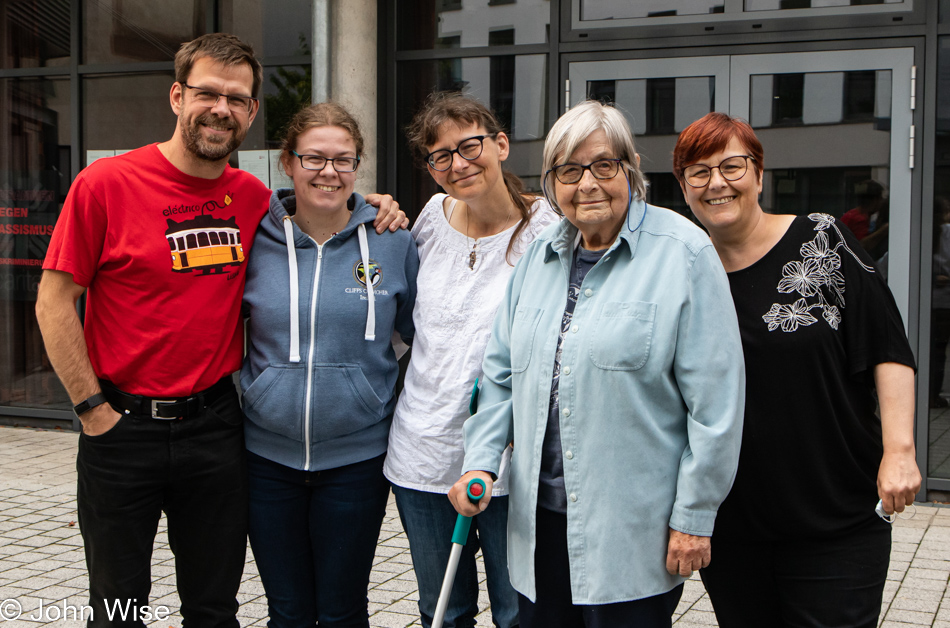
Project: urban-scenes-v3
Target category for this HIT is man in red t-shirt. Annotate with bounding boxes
[36,34,403,627]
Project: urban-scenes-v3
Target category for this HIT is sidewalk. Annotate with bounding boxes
[1,425,948,627]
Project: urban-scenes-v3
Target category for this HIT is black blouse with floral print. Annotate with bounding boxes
[716,213,916,540]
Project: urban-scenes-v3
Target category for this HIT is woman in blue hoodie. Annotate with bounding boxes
[241,102,418,628]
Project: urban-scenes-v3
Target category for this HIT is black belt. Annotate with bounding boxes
[100,376,234,420]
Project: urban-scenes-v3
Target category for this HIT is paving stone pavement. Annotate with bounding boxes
[1,425,949,627]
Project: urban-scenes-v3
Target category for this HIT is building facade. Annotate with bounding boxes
[1,0,948,498]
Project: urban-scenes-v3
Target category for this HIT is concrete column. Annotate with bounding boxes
[329,0,378,194]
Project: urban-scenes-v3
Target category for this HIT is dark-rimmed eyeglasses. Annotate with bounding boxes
[683,155,756,188]
[292,151,361,173]
[181,83,258,113]
[425,134,498,171]
[547,159,623,185]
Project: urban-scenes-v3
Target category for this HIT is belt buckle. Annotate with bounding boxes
[151,399,180,420]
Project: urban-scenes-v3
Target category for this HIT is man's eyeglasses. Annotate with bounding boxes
[425,134,498,171]
[292,151,361,173]
[181,83,258,113]
[683,155,756,188]
[547,159,623,185]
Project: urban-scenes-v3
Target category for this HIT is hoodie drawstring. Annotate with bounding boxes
[283,217,301,363]
[283,217,375,362]
[357,223,376,341]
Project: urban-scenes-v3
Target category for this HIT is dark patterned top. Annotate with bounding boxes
[715,214,915,541]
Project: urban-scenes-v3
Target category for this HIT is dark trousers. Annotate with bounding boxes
[700,523,891,628]
[519,507,683,628]
[247,451,390,628]
[76,387,248,628]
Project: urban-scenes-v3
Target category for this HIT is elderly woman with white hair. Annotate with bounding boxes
[448,100,746,628]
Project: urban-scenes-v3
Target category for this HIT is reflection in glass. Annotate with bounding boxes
[1,0,70,69]
[260,66,312,149]
[397,0,549,51]
[0,77,71,410]
[745,0,904,10]
[83,73,177,157]
[750,70,892,128]
[580,0,723,20]
[586,76,715,217]
[395,55,548,221]
[930,36,950,478]
[82,0,204,64]
[218,0,312,59]
[748,69,892,267]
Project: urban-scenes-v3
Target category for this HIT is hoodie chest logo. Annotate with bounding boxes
[353,259,382,288]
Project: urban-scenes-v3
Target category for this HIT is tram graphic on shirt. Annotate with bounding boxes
[165,213,244,275]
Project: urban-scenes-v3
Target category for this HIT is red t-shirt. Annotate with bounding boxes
[840,207,870,240]
[44,144,271,397]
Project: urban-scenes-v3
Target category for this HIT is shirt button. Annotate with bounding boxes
[565,450,573,460]
[563,408,571,417]
[571,325,579,333]
[563,366,571,375]
[584,288,593,297]
[570,493,578,502]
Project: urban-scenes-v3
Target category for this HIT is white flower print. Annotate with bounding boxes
[762,299,818,332]
[809,213,834,231]
[764,214,874,333]
[823,305,841,330]
[778,259,823,297]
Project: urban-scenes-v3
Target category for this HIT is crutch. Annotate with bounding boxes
[431,476,486,628]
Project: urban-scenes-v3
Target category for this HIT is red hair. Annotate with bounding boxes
[672,113,764,182]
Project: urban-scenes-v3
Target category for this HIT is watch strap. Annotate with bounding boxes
[74,393,108,417]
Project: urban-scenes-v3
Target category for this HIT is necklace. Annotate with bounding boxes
[465,202,513,270]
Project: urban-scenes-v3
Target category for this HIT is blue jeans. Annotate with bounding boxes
[247,452,390,628]
[392,485,519,628]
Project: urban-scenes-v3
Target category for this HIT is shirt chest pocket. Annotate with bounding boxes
[589,301,656,371]
[510,306,543,373]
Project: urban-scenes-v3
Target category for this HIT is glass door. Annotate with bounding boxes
[568,48,914,325]
[730,49,914,327]
[568,56,729,215]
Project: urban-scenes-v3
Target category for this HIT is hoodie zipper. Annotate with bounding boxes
[303,242,323,471]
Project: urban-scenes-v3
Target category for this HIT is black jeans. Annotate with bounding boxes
[76,386,248,628]
[700,522,891,628]
[519,507,683,628]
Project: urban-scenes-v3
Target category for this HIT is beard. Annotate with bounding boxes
[179,111,247,162]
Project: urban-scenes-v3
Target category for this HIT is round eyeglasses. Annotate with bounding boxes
[181,83,258,113]
[425,134,498,171]
[292,152,361,173]
[683,155,756,188]
[547,159,623,185]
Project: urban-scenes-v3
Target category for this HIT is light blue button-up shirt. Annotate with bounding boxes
[463,199,745,604]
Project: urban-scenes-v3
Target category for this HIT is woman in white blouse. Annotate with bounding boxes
[384,92,558,628]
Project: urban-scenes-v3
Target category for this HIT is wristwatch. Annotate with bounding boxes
[73,393,108,417]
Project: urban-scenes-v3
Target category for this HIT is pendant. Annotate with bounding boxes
[469,248,477,270]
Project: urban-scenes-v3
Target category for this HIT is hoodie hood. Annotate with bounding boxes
[266,189,378,364]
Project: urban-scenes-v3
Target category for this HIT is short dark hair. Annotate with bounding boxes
[174,33,263,98]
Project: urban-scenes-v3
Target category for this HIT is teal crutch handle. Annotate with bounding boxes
[450,477,486,545]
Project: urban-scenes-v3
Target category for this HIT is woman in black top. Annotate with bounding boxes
[672,112,920,628]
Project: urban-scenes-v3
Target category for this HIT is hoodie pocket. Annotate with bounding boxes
[242,364,307,440]
[308,364,387,441]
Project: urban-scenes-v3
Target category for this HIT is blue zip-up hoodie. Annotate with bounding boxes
[241,189,418,472]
